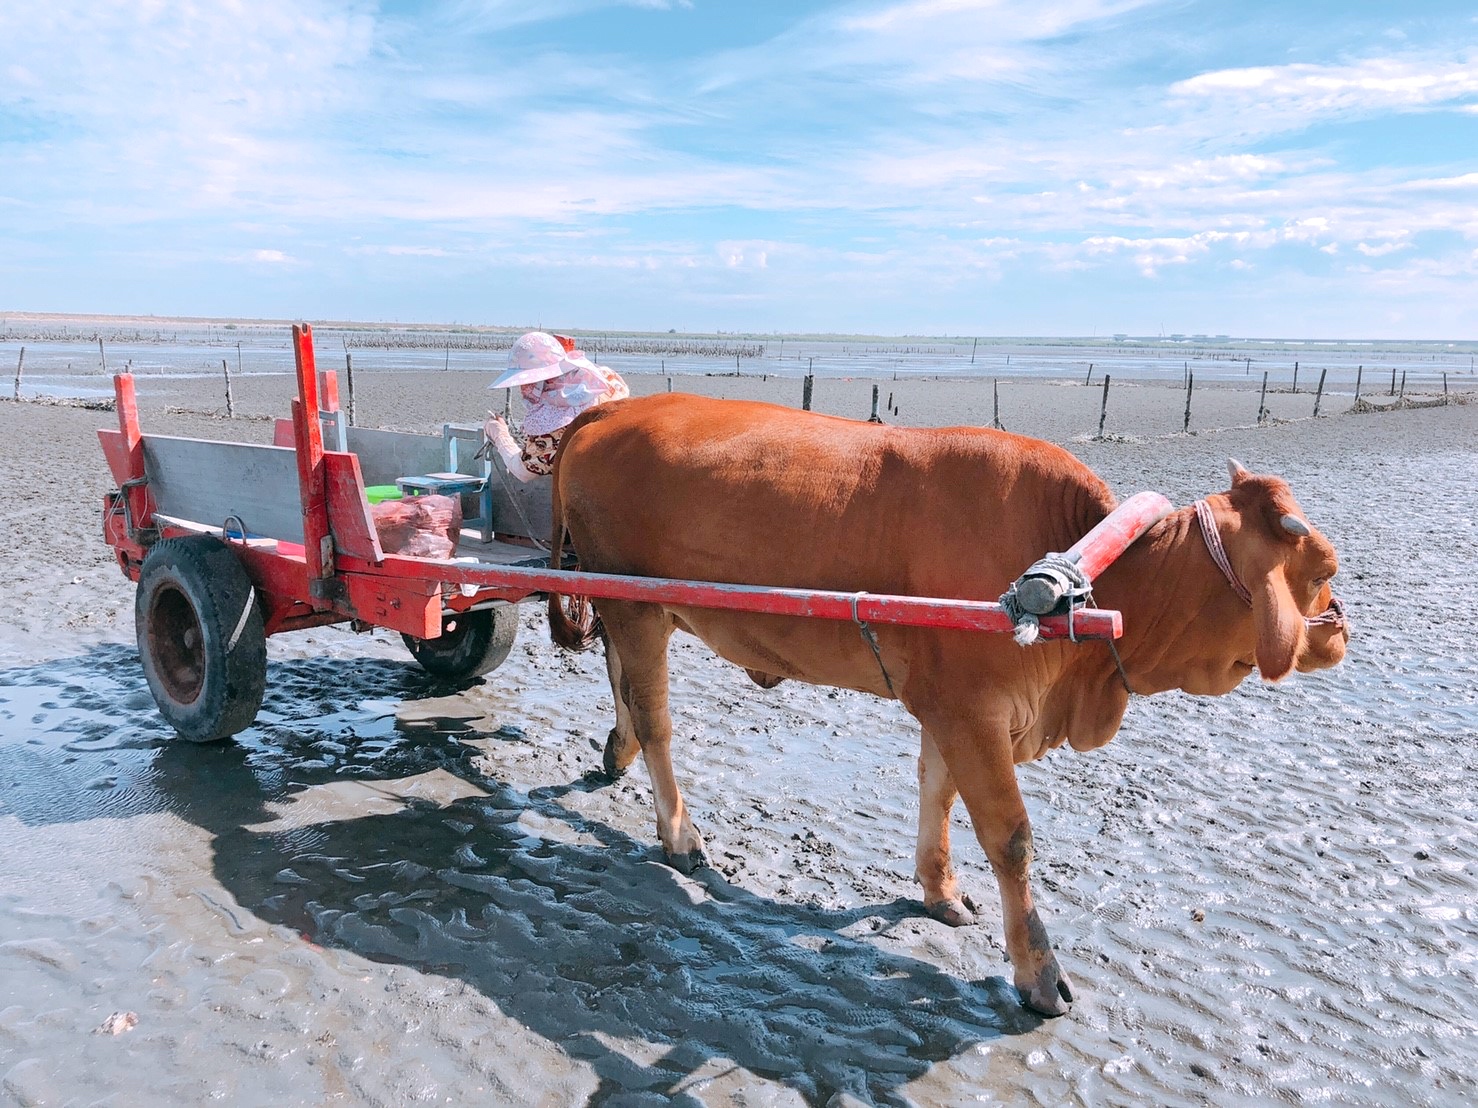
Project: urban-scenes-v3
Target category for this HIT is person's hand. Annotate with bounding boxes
[484,412,514,445]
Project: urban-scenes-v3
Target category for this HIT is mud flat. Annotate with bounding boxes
[1,372,1475,1105]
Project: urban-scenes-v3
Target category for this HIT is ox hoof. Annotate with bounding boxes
[743,667,786,689]
[664,848,710,876]
[1017,964,1075,1018]
[925,895,980,927]
[601,729,634,780]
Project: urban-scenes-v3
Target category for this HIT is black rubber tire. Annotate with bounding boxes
[135,535,267,742]
[401,604,519,680]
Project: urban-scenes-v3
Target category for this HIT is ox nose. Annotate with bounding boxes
[1305,595,1348,635]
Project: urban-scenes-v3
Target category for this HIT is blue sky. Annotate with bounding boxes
[2,0,1476,337]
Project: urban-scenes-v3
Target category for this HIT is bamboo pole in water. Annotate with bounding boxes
[345,353,357,426]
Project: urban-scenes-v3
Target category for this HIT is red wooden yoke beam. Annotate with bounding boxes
[1066,491,1174,581]
[1007,491,1173,619]
[336,555,1124,640]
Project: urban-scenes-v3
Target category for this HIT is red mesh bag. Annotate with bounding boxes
[370,495,462,559]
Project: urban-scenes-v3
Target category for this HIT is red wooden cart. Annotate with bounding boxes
[99,324,1171,742]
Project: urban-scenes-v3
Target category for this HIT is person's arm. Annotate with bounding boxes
[484,414,538,482]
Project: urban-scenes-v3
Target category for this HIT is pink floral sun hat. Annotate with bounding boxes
[490,331,569,390]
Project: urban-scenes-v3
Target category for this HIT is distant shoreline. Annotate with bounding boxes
[3,308,1476,353]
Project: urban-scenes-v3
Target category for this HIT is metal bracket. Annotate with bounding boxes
[116,477,159,546]
[309,575,348,604]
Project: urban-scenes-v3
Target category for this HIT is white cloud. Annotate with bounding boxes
[1081,231,1235,276]
[347,245,452,257]
[445,0,690,33]
[1354,237,1412,257]
[229,248,299,266]
[1172,55,1478,116]
[1398,171,1478,191]
[1122,154,1286,190]
[699,0,1161,93]
[719,242,774,269]
[839,0,1154,44]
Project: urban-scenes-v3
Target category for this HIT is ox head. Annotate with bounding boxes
[1218,459,1349,684]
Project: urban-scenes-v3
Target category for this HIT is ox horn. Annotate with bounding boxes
[1280,513,1311,537]
[1227,458,1250,482]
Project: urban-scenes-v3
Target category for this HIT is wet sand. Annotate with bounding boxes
[1,371,1476,1105]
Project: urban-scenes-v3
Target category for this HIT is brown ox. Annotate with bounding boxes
[546,394,1349,1015]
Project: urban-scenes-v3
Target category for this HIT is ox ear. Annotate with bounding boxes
[1252,564,1303,682]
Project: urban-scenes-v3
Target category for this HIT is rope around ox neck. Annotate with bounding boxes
[1194,499,1253,606]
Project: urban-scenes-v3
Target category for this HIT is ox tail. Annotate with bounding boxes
[548,592,601,653]
[546,446,603,653]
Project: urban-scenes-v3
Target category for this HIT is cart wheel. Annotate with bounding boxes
[401,604,519,681]
[135,535,267,742]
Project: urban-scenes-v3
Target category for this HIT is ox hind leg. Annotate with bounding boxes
[595,599,709,873]
[916,728,980,926]
[922,712,1075,1017]
[599,630,641,779]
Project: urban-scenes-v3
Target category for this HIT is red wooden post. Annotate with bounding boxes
[116,372,142,467]
[291,325,334,598]
[97,373,147,490]
[96,373,156,561]
[319,366,340,412]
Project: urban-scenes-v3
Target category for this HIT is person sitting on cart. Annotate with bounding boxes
[483,331,629,482]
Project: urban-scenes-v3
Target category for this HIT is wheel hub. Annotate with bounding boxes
[149,584,205,705]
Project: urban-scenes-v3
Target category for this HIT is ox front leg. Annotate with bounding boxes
[934,721,1074,1017]
[598,601,709,873]
[916,729,979,926]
